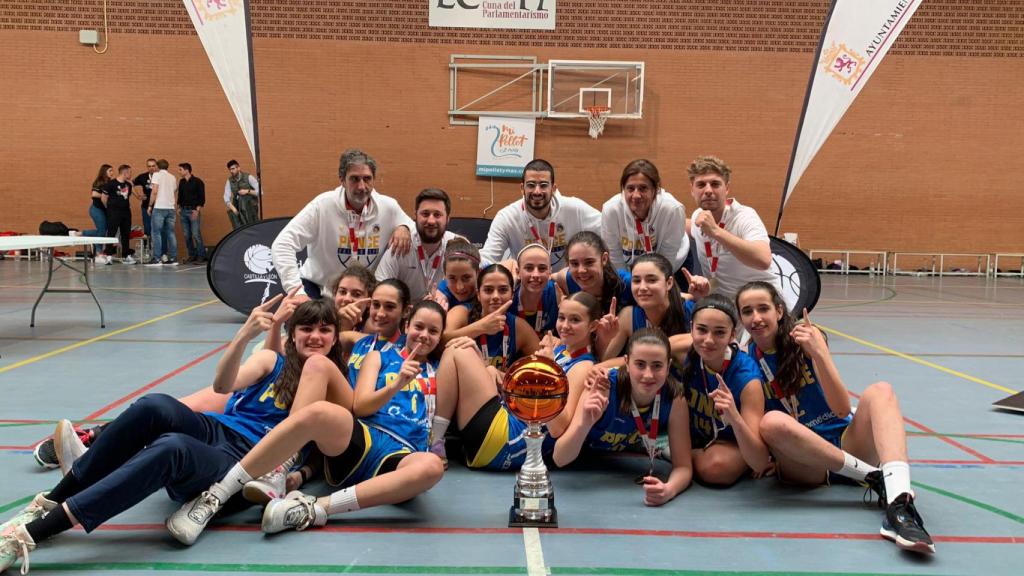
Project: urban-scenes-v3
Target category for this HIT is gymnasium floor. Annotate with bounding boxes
[0,257,1021,575]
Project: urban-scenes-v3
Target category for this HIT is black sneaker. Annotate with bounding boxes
[881,493,935,554]
[32,438,59,470]
[862,470,886,509]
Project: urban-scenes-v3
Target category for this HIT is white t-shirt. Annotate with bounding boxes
[150,170,177,210]
[600,190,690,271]
[689,198,780,300]
[480,192,600,271]
[375,230,459,301]
[271,187,414,295]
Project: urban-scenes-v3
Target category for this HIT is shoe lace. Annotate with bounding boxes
[291,496,317,531]
[3,528,32,575]
[862,472,886,509]
[189,492,221,523]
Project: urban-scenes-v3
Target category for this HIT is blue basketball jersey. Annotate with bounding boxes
[208,353,290,445]
[631,299,695,333]
[347,333,407,388]
[748,342,851,442]
[511,279,559,335]
[554,343,595,374]
[361,347,438,452]
[565,268,636,312]
[479,311,519,370]
[683,348,761,445]
[584,367,675,453]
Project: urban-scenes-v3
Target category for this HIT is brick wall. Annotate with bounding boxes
[1,0,1021,253]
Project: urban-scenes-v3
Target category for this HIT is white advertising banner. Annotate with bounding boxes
[783,0,923,205]
[182,0,257,164]
[476,116,536,178]
[430,0,556,30]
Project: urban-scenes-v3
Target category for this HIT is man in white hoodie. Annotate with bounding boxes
[271,149,413,300]
[687,155,779,300]
[600,159,690,272]
[480,159,600,272]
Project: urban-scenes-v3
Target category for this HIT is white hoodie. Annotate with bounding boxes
[600,190,690,271]
[271,186,414,295]
[480,191,600,271]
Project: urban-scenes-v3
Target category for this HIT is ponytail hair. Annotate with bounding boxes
[564,291,602,351]
[566,230,622,313]
[406,299,448,362]
[468,263,514,324]
[736,281,803,398]
[629,252,690,335]
[681,293,739,386]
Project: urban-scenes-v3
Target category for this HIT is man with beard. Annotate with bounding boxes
[480,159,600,272]
[375,188,460,301]
[600,159,690,272]
[687,155,778,300]
[272,149,413,300]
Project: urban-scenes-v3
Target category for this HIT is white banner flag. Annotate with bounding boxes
[183,0,257,164]
[783,0,923,206]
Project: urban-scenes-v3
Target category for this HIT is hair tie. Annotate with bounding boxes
[516,242,549,261]
[448,250,480,264]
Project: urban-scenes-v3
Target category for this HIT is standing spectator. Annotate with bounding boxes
[177,162,207,264]
[133,158,157,239]
[83,164,113,260]
[102,165,136,265]
[146,159,179,266]
[224,159,260,228]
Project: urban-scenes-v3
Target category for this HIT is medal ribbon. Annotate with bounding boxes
[479,322,511,370]
[629,392,662,472]
[400,347,438,435]
[346,196,372,261]
[522,202,556,251]
[633,217,653,255]
[701,199,732,277]
[754,347,800,418]
[416,239,443,296]
[517,289,544,332]
[699,346,733,446]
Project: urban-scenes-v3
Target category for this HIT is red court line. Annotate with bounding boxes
[81,343,229,421]
[88,523,1023,544]
[848,391,995,463]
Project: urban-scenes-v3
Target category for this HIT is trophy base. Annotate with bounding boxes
[509,506,558,528]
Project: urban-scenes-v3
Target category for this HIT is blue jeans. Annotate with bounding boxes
[65,394,252,532]
[179,208,206,260]
[151,208,177,261]
[141,204,152,237]
[83,205,107,253]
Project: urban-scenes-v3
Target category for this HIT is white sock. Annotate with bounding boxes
[881,461,911,504]
[832,451,878,482]
[431,416,451,445]
[209,463,252,502]
[326,487,360,515]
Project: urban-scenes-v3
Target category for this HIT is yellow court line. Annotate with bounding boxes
[819,324,1017,395]
[0,299,218,375]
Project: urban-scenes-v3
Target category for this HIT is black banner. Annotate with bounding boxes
[769,236,821,314]
[207,217,305,316]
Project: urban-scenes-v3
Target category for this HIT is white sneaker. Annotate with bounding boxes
[123,255,136,265]
[242,465,287,504]
[166,491,223,546]
[0,524,35,575]
[94,255,106,265]
[104,255,113,265]
[261,491,326,534]
[54,420,87,477]
[0,493,56,534]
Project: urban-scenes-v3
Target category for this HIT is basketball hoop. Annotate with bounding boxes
[585,106,611,139]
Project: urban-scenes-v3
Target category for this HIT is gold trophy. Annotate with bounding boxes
[500,354,569,527]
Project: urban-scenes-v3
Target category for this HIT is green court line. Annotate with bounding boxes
[25,564,939,576]
[912,481,1024,525]
[0,495,33,514]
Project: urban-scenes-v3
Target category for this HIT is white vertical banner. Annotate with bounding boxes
[783,0,923,206]
[182,0,257,164]
[476,116,536,178]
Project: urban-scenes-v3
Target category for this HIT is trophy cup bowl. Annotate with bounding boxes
[500,354,569,527]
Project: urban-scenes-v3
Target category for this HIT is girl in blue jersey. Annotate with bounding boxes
[344,279,410,388]
[332,264,376,332]
[736,281,934,554]
[445,264,539,377]
[553,231,635,314]
[0,298,350,569]
[554,328,693,506]
[431,292,601,469]
[434,238,481,312]
[165,300,447,542]
[511,243,560,337]
[601,252,696,360]
[681,294,771,486]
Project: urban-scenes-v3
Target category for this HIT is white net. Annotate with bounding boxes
[586,107,610,139]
